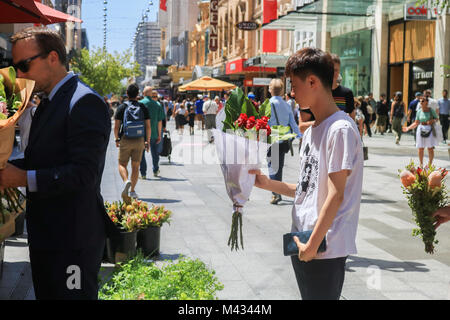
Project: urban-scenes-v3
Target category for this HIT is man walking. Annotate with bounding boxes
[140,87,165,178]
[407,92,422,141]
[195,95,205,130]
[438,89,449,143]
[203,95,219,143]
[330,54,355,120]
[0,27,115,299]
[114,84,151,200]
[251,48,363,300]
[376,94,389,135]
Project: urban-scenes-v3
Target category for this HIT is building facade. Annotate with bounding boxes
[264,0,450,105]
[135,21,161,87]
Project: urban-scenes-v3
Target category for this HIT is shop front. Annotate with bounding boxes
[330,29,372,97]
[388,18,436,106]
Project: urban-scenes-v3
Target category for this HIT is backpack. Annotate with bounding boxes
[122,101,145,138]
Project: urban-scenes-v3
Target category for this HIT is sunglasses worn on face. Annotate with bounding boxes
[12,53,45,73]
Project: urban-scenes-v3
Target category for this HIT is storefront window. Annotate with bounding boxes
[411,59,434,100]
[331,29,372,97]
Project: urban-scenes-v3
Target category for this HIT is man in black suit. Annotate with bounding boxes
[0,27,114,299]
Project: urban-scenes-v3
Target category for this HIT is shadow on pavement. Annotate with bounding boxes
[346,255,429,273]
[146,177,187,182]
[140,198,182,204]
[361,198,397,204]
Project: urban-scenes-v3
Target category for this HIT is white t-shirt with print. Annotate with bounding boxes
[291,110,364,260]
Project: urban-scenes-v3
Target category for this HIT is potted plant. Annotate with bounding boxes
[104,200,141,264]
[135,203,172,258]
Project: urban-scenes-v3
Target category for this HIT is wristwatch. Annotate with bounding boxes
[115,138,120,142]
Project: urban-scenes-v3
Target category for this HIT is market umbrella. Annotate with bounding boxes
[179,76,237,92]
[0,0,82,25]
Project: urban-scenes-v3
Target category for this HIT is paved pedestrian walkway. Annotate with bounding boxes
[1,120,449,300]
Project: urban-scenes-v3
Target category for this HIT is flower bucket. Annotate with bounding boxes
[105,230,137,264]
[137,226,161,258]
[0,240,5,279]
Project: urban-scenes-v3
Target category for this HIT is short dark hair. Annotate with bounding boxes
[10,27,67,66]
[285,47,334,90]
[127,84,139,99]
[330,53,340,65]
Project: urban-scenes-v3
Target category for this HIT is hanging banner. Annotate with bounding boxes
[263,0,277,53]
[209,0,219,52]
[160,0,167,12]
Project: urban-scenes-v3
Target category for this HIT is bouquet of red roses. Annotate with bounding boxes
[399,161,448,254]
[214,88,297,251]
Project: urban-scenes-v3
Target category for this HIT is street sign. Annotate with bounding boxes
[236,21,260,31]
[253,78,272,86]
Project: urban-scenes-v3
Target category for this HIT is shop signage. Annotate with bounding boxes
[209,0,219,52]
[244,79,253,87]
[244,57,262,67]
[253,78,272,86]
[404,2,437,20]
[236,21,260,31]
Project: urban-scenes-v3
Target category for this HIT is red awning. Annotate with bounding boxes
[0,0,82,25]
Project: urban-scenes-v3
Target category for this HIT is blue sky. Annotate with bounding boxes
[81,0,159,54]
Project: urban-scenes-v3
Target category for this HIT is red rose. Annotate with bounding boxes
[261,116,269,123]
[246,116,256,129]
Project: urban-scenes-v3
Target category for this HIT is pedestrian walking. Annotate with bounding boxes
[367,93,377,130]
[203,95,219,143]
[251,48,363,300]
[390,91,405,145]
[376,94,389,135]
[354,98,365,137]
[187,104,196,135]
[195,95,205,130]
[175,102,188,135]
[359,96,372,137]
[139,87,165,178]
[437,89,449,143]
[114,83,151,200]
[0,27,115,300]
[330,54,356,120]
[407,92,423,142]
[403,96,439,167]
[267,78,301,205]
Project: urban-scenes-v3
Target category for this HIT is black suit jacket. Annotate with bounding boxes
[13,75,116,251]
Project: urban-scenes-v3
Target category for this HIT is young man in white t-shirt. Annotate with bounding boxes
[250,48,364,300]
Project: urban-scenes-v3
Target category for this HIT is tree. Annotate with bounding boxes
[417,0,449,10]
[70,48,142,97]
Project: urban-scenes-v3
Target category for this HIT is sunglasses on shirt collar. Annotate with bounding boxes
[12,53,47,73]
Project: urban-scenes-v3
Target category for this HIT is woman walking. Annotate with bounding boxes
[175,103,187,135]
[403,97,439,167]
[390,92,405,145]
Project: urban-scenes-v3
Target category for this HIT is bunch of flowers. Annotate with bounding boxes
[399,160,448,254]
[105,200,172,232]
[0,67,34,217]
[216,87,297,251]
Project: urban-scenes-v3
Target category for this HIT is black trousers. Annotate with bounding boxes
[290,256,347,300]
[29,240,105,300]
[440,114,449,141]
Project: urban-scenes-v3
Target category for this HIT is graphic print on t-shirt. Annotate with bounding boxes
[295,142,319,203]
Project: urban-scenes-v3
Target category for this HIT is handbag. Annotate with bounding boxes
[271,102,292,155]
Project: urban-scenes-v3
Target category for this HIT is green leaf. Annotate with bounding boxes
[223,87,245,132]
[241,97,259,119]
[258,98,271,118]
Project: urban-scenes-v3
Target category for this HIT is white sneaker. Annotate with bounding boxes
[122,180,131,202]
[129,191,139,199]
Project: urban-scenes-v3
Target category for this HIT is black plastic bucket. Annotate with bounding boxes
[137,226,161,258]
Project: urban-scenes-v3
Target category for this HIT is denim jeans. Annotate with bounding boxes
[140,138,162,176]
[267,143,288,196]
